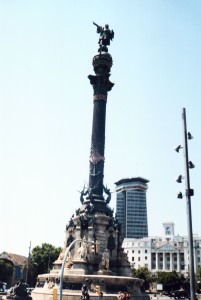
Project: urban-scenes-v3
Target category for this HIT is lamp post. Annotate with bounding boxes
[59,239,99,300]
[175,108,195,300]
[182,108,195,300]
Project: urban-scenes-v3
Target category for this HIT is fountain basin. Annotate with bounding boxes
[32,274,149,300]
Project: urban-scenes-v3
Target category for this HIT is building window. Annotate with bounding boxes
[132,250,134,253]
[145,256,147,260]
[166,227,171,235]
[138,257,140,261]
[132,257,134,261]
[145,249,147,253]
[138,250,140,254]
[198,257,200,263]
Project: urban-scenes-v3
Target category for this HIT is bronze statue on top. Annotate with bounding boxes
[93,22,114,52]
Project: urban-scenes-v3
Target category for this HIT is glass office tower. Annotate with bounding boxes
[115,177,149,239]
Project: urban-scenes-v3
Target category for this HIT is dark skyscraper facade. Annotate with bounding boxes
[115,177,149,239]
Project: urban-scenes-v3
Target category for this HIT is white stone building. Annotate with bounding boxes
[122,222,201,275]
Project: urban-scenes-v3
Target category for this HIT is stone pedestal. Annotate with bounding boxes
[97,269,114,276]
[94,213,110,252]
[69,259,88,275]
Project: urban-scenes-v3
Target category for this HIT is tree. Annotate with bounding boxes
[156,271,181,292]
[132,267,152,290]
[180,274,190,296]
[196,266,201,293]
[29,243,61,285]
[0,259,13,283]
[196,266,201,281]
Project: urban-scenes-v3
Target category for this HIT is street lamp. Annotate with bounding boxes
[175,108,195,300]
[175,175,184,183]
[174,145,183,153]
[59,239,99,300]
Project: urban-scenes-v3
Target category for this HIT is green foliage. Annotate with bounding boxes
[132,269,185,292]
[196,266,201,293]
[0,259,13,282]
[29,243,62,283]
[179,274,190,295]
[132,267,152,290]
[196,266,201,280]
[156,271,181,292]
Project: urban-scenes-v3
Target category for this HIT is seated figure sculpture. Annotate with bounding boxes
[8,278,31,300]
[99,249,109,270]
[76,242,88,261]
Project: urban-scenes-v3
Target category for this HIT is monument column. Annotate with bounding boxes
[88,23,114,201]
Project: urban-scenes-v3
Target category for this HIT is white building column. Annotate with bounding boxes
[170,252,173,271]
[177,252,180,272]
[156,252,158,270]
[163,252,165,270]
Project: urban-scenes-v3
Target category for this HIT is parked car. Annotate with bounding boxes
[0,282,7,295]
[170,289,188,299]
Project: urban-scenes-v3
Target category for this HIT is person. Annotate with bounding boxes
[117,291,122,300]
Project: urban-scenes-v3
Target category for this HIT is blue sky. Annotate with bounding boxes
[0,1,200,256]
